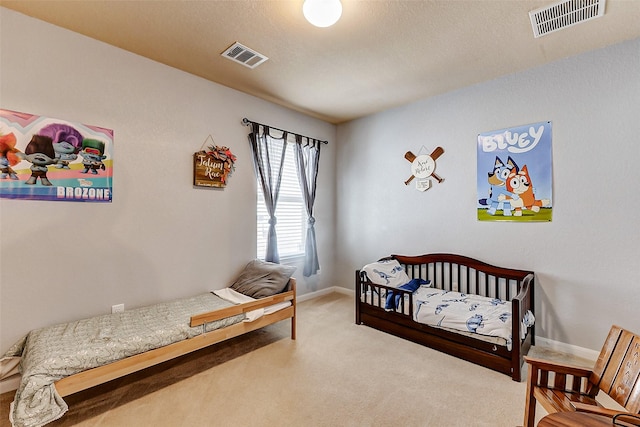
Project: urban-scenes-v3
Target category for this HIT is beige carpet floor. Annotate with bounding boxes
[0,292,595,427]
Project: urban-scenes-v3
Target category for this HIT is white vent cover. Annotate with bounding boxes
[221,42,268,69]
[529,0,606,38]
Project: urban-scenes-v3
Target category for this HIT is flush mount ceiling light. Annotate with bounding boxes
[303,0,342,28]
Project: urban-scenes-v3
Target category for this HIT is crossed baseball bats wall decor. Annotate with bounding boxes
[404,146,444,190]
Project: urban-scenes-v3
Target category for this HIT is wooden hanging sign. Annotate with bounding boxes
[193,135,236,188]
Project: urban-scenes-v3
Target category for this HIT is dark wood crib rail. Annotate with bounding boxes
[355,253,535,382]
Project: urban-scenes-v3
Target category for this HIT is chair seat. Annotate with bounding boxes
[533,387,600,413]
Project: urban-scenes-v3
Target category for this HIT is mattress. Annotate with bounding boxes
[412,287,515,350]
[360,288,513,349]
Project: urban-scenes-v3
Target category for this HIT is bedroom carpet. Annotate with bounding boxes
[1,292,595,427]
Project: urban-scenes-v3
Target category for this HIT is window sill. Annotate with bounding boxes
[259,254,304,265]
[280,254,304,264]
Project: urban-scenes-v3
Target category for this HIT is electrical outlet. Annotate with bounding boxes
[111,304,124,314]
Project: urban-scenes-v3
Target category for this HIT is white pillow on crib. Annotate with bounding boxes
[362,259,410,288]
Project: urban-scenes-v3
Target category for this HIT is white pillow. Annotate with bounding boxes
[362,259,410,288]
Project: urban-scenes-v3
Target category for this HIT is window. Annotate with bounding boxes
[257,139,306,260]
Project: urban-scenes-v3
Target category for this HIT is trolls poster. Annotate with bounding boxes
[477,121,552,222]
[0,109,113,202]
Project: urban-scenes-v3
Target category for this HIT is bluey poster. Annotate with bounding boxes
[0,109,113,202]
[477,121,552,221]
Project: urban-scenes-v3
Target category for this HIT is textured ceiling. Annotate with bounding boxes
[2,0,640,124]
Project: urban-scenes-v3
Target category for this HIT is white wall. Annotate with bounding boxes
[0,8,336,358]
[335,37,640,351]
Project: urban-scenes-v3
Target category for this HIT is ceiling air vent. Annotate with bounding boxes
[529,0,606,38]
[221,42,268,69]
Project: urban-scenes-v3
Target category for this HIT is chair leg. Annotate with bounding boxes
[523,366,537,427]
[523,396,537,427]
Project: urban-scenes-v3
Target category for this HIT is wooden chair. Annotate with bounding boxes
[523,325,640,427]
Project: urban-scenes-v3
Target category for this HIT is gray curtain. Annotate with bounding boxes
[294,135,321,277]
[248,123,288,263]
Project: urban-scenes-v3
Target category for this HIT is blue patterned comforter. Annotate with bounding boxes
[412,288,532,351]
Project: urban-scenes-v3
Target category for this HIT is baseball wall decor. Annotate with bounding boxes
[404,146,444,192]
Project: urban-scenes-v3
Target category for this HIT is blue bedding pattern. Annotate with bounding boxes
[412,287,516,350]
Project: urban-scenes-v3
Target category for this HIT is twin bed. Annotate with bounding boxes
[1,260,297,427]
[356,253,535,382]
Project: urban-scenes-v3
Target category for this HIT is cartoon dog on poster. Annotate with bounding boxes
[499,165,550,216]
[479,156,518,216]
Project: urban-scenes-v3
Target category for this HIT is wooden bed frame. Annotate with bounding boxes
[54,279,296,397]
[355,254,534,382]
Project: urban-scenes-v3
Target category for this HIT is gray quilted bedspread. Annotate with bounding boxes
[3,292,245,427]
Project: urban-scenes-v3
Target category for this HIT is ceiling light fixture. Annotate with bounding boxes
[303,0,342,28]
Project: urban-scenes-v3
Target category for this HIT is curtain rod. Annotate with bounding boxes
[242,118,328,145]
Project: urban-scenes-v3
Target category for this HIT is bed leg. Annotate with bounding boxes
[291,278,297,340]
[291,314,296,340]
[513,363,522,382]
[355,270,362,324]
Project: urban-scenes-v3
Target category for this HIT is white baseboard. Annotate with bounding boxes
[535,336,599,362]
[297,285,352,302]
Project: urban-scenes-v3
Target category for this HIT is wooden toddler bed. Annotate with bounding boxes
[355,253,534,382]
[2,260,297,427]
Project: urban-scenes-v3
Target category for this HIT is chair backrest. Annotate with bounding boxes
[589,325,640,413]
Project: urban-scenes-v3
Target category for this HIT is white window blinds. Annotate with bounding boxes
[257,139,306,259]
